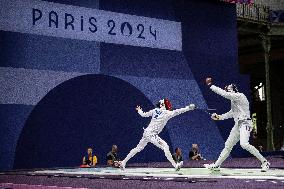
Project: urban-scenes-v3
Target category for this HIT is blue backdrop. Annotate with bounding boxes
[0,0,250,170]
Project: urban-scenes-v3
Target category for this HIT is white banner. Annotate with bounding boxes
[0,0,182,51]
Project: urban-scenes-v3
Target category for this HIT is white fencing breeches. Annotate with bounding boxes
[122,133,176,167]
[215,119,267,166]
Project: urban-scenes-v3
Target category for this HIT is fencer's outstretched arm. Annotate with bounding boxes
[136,106,154,117]
[210,85,240,100]
[219,110,233,120]
[170,104,195,118]
[211,110,234,121]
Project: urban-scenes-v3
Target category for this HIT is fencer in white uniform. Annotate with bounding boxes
[120,99,195,171]
[204,78,270,172]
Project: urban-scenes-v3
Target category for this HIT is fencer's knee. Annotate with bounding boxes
[158,143,169,152]
[162,145,170,152]
[161,142,170,150]
[133,146,144,153]
[240,142,250,150]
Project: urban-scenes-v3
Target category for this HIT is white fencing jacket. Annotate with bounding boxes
[210,85,251,122]
[138,105,194,135]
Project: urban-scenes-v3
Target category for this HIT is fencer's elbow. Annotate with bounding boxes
[140,113,150,117]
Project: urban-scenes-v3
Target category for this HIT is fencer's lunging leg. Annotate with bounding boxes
[215,125,239,166]
[151,136,177,167]
[239,122,267,163]
[122,138,148,166]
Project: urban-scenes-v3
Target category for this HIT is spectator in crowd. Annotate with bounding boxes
[189,144,203,160]
[82,147,97,167]
[107,144,120,167]
[172,147,183,163]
